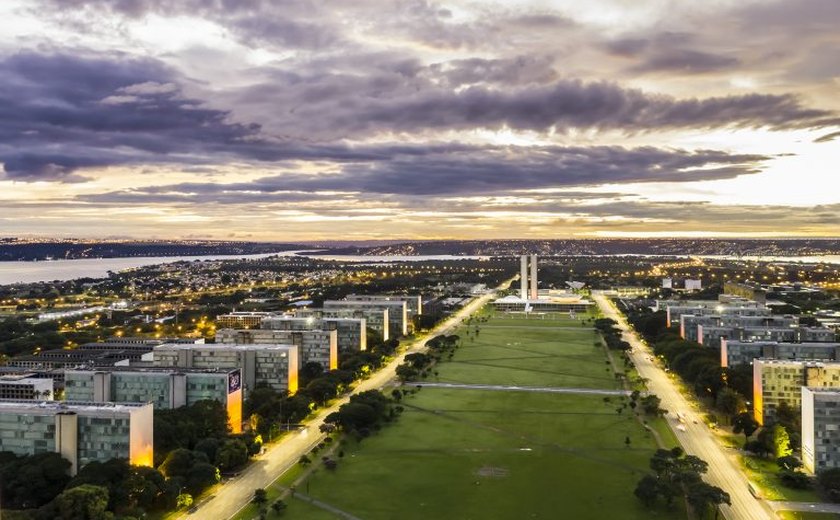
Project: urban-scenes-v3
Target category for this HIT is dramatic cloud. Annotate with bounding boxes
[1,0,837,238]
[0,51,264,179]
[79,145,766,200]
[0,50,832,182]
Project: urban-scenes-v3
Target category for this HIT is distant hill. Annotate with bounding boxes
[0,240,305,261]
[316,238,840,257]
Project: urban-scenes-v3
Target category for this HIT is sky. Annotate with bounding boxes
[0,0,838,241]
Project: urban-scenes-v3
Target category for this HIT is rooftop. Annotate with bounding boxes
[0,399,152,414]
[154,342,296,351]
[64,366,238,375]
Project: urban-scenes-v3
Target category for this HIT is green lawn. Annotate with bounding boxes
[776,512,840,520]
[440,324,619,389]
[740,455,821,502]
[305,388,670,520]
[285,307,682,520]
[647,415,681,449]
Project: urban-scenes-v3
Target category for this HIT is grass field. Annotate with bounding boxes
[265,308,684,520]
[776,512,840,520]
[740,455,821,503]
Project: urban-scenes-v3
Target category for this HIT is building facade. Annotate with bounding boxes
[491,294,593,313]
[682,314,798,342]
[345,294,422,320]
[261,316,367,353]
[302,306,391,340]
[720,339,840,368]
[64,367,242,433]
[0,374,54,400]
[153,343,298,395]
[0,400,153,475]
[323,300,408,338]
[216,328,337,371]
[700,325,836,349]
[753,359,840,425]
[724,281,768,305]
[802,388,840,473]
[215,311,272,329]
[659,301,769,329]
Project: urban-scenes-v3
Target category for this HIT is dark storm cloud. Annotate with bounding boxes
[315,80,836,135]
[1,49,834,183]
[79,146,768,200]
[0,50,432,179]
[0,51,266,179]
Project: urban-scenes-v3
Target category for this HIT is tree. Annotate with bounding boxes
[776,401,800,429]
[732,413,759,441]
[777,455,803,472]
[159,449,203,479]
[194,437,222,463]
[0,451,72,509]
[817,468,840,502]
[300,361,325,384]
[216,439,249,472]
[68,459,171,514]
[634,474,659,507]
[641,394,666,416]
[54,484,113,520]
[271,499,288,514]
[304,378,339,406]
[176,492,193,509]
[686,481,730,519]
[758,424,792,458]
[253,488,268,505]
[716,387,745,419]
[186,463,220,495]
[779,469,812,490]
[744,440,771,457]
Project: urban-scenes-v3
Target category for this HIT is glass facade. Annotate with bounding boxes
[77,415,131,467]
[0,413,56,454]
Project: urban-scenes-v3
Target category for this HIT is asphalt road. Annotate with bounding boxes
[184,283,508,520]
[592,292,773,520]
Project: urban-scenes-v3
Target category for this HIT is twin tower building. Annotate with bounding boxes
[520,254,539,300]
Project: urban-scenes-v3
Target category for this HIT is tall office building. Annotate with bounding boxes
[65,367,242,433]
[530,254,538,299]
[261,316,367,353]
[701,325,835,349]
[802,388,840,473]
[682,314,798,342]
[345,294,422,318]
[216,312,273,329]
[300,307,390,341]
[518,254,539,300]
[0,400,153,475]
[720,339,840,368]
[216,328,337,371]
[753,359,840,425]
[323,300,408,338]
[153,343,298,395]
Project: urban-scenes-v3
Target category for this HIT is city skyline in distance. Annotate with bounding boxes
[0,0,838,240]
